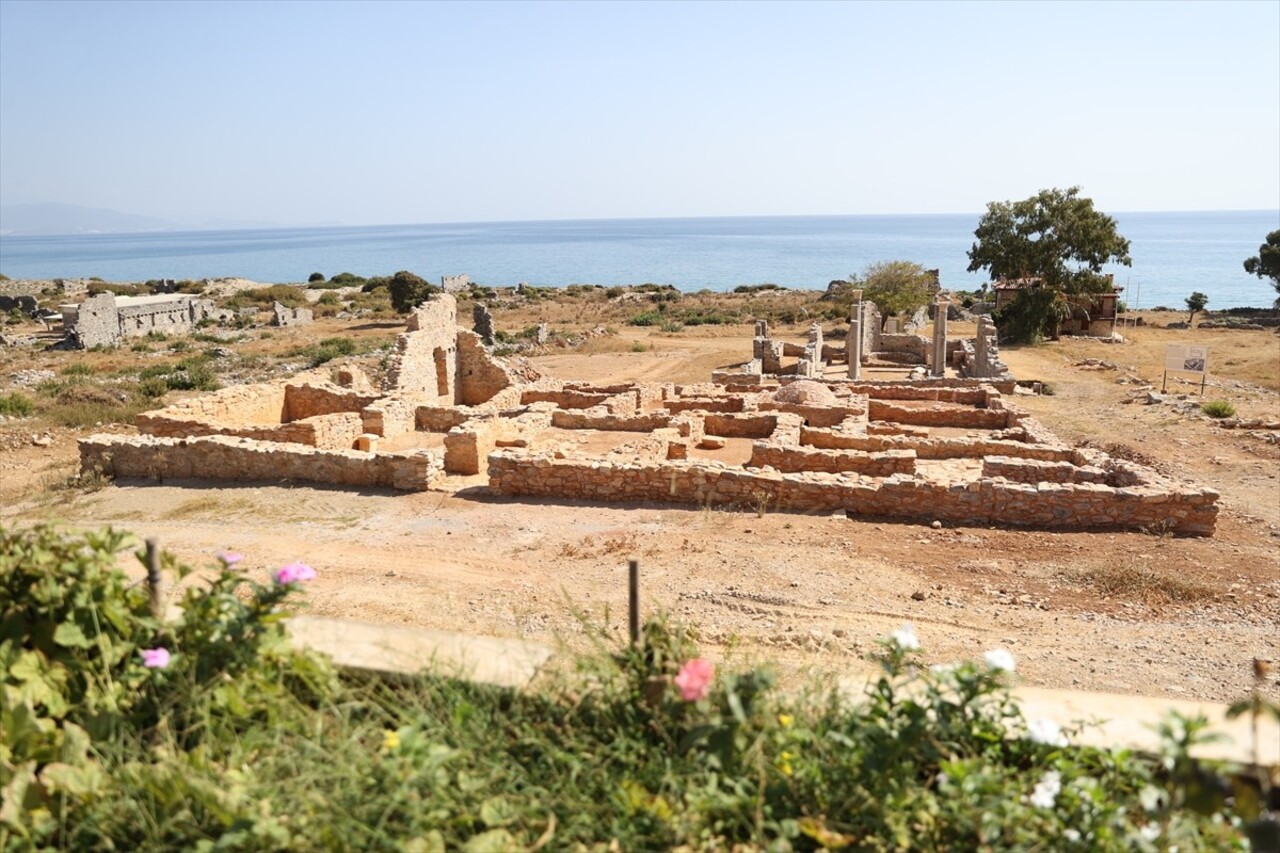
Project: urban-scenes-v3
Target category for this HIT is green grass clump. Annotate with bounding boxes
[1201,400,1236,418]
[628,310,663,327]
[1,525,1268,852]
[137,355,220,392]
[289,336,359,367]
[0,391,34,417]
[224,284,309,310]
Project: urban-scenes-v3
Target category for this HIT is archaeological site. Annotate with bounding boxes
[79,292,1220,535]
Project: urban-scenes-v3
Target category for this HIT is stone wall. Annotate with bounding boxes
[873,333,930,364]
[982,456,1111,485]
[384,295,458,402]
[441,274,471,293]
[81,433,442,491]
[62,292,229,348]
[799,427,1076,462]
[272,301,313,326]
[867,400,1014,429]
[486,453,1218,535]
[749,444,917,476]
[457,331,520,406]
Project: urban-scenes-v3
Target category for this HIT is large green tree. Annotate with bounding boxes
[1242,229,1280,307]
[387,270,440,314]
[968,187,1131,342]
[850,260,937,330]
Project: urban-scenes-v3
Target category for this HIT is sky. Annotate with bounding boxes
[1,0,1277,226]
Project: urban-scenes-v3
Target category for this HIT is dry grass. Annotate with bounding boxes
[1059,562,1217,606]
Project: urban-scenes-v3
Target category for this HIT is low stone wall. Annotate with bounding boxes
[750,444,917,476]
[486,453,1218,534]
[664,397,745,414]
[137,384,288,434]
[81,434,441,491]
[757,401,866,429]
[845,380,1017,397]
[285,382,382,421]
[982,456,1111,485]
[867,400,1013,429]
[362,397,417,439]
[550,409,673,432]
[417,406,474,432]
[704,413,781,439]
[799,427,1075,462]
[521,389,613,409]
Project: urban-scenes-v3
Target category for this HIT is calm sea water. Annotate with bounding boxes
[1,210,1277,309]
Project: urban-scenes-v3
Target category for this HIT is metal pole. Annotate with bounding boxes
[628,559,640,647]
[145,537,163,620]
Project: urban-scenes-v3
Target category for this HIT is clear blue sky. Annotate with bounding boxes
[1,0,1276,226]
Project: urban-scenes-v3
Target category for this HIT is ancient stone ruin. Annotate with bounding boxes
[60,292,233,349]
[80,294,1219,535]
[271,301,313,326]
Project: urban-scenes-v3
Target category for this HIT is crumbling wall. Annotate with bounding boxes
[867,400,1014,429]
[272,301,313,326]
[799,427,1075,462]
[384,295,459,402]
[457,331,522,406]
[81,433,442,491]
[982,456,1111,485]
[486,453,1218,535]
[749,444,917,476]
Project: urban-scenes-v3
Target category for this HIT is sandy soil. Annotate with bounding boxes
[2,321,1277,706]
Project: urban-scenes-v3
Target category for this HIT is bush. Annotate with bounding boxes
[138,356,220,392]
[224,285,308,310]
[1201,400,1236,418]
[308,272,326,283]
[289,336,358,367]
[733,283,785,293]
[0,391,34,417]
[0,523,1267,850]
[605,286,625,299]
[660,320,685,333]
[388,270,440,314]
[628,310,663,327]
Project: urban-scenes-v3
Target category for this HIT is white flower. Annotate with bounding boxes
[1063,829,1081,843]
[984,648,1016,672]
[890,624,920,650]
[1139,823,1161,843]
[1027,718,1069,747]
[1028,770,1061,809]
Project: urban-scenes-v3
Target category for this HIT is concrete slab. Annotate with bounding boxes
[286,615,554,689]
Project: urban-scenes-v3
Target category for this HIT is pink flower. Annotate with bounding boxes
[216,551,244,566]
[140,647,171,669]
[274,562,317,584]
[674,658,715,702]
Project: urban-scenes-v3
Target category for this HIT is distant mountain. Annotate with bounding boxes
[0,203,285,235]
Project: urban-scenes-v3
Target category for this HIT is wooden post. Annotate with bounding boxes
[144,537,163,620]
[628,559,640,648]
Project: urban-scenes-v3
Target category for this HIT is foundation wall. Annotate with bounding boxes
[81,434,441,491]
[486,454,1218,535]
[550,410,673,432]
[757,401,867,428]
[136,384,289,436]
[867,400,1013,429]
[284,383,383,421]
[798,428,1076,462]
[362,397,417,439]
[982,456,1111,485]
[750,444,917,476]
[704,413,781,439]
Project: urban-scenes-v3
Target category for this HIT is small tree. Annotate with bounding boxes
[1243,229,1280,307]
[387,270,440,314]
[1185,291,1208,324]
[307,272,325,283]
[853,260,937,330]
[968,187,1131,342]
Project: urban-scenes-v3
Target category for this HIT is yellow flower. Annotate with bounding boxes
[382,729,401,752]
[777,750,794,777]
[778,713,794,729]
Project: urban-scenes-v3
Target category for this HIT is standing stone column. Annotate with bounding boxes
[931,295,949,377]
[846,300,863,380]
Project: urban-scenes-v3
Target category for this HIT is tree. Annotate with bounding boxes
[1243,229,1280,307]
[851,260,937,330]
[307,272,325,283]
[968,187,1131,342]
[387,270,440,314]
[1185,291,1208,324]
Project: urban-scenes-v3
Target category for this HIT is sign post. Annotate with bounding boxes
[1162,344,1209,395]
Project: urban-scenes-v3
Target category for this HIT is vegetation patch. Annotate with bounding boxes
[1201,400,1236,419]
[1060,563,1216,606]
[0,391,35,417]
[0,525,1270,850]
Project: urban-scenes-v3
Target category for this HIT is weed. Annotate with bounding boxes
[61,363,96,377]
[631,341,648,353]
[1201,400,1236,418]
[0,391,34,417]
[1061,562,1215,605]
[628,310,663,327]
[289,336,359,367]
[660,320,685,333]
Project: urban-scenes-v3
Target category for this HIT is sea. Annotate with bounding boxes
[2,210,1277,310]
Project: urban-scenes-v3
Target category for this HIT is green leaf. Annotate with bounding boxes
[53,621,93,648]
[462,829,516,852]
[480,795,517,828]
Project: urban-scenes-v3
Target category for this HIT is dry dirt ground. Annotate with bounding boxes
[2,317,1277,707]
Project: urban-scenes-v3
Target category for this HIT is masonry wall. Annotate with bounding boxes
[798,428,1076,462]
[866,400,1014,429]
[749,444,917,476]
[486,453,1218,535]
[384,295,458,402]
[81,434,442,490]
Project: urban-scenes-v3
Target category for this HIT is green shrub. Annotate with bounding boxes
[329,272,366,286]
[61,363,96,377]
[308,272,326,283]
[605,286,625,299]
[138,356,220,392]
[0,391,34,417]
[137,377,170,399]
[87,282,146,297]
[388,271,440,313]
[628,310,663,327]
[224,285,308,310]
[660,320,685,333]
[289,336,359,367]
[733,283,785,293]
[1201,400,1236,418]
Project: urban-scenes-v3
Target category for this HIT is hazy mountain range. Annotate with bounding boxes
[0,202,294,236]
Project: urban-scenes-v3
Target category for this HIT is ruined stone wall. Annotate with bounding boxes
[756,401,867,429]
[867,400,1014,429]
[137,384,289,435]
[81,434,442,491]
[457,331,517,406]
[550,410,674,432]
[284,383,383,421]
[798,427,1075,462]
[362,397,417,439]
[521,389,614,409]
[982,456,1111,485]
[664,397,745,414]
[272,302,313,326]
[704,413,782,439]
[416,406,475,432]
[750,444,917,476]
[384,295,458,402]
[486,453,1218,535]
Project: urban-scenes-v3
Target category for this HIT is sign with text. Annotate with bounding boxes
[1165,343,1208,374]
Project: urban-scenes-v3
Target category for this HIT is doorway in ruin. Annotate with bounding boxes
[433,347,451,398]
